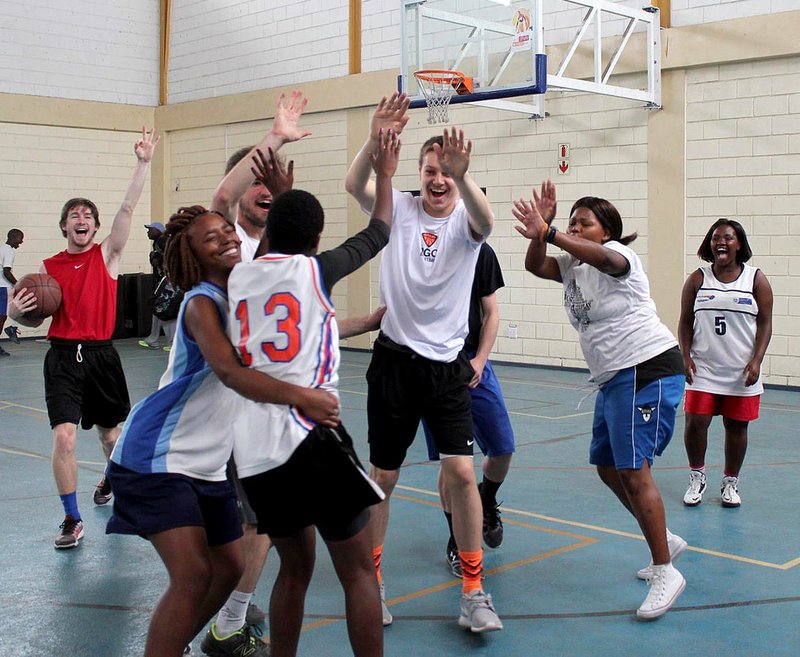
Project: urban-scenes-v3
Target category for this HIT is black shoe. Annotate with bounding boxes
[0,345,9,357]
[4,326,20,344]
[482,499,504,549]
[446,537,462,578]
[93,476,112,505]
[201,624,270,656]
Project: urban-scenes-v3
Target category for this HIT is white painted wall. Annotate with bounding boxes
[168,0,350,103]
[0,0,160,105]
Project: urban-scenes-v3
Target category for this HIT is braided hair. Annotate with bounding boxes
[163,205,222,290]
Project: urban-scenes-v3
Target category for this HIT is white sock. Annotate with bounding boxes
[214,590,252,636]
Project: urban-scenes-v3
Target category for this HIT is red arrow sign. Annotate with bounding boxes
[558,160,569,174]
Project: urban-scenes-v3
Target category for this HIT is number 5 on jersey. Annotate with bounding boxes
[235,293,302,365]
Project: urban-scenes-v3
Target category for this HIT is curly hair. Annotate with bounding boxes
[163,205,224,290]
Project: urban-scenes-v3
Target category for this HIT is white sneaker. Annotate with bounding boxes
[636,532,688,580]
[636,564,686,620]
[721,476,741,507]
[458,590,503,633]
[379,581,393,626]
[683,470,707,506]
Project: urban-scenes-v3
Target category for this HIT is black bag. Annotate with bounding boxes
[152,276,184,321]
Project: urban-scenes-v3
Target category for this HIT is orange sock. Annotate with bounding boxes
[459,549,483,594]
[372,545,384,584]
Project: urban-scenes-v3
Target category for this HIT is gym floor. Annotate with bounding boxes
[1,338,799,656]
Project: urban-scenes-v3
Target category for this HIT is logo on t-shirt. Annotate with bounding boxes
[565,279,592,332]
[696,294,715,302]
[420,232,438,262]
[637,405,653,422]
[733,297,753,305]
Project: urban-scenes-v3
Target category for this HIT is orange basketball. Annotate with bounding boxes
[14,273,63,320]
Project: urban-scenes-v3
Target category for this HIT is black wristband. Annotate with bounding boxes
[545,225,558,244]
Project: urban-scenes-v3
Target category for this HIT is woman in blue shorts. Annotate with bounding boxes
[514,181,686,621]
[106,206,338,657]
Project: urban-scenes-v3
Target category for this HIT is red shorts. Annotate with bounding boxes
[684,390,760,422]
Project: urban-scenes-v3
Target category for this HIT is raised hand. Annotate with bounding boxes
[297,388,341,428]
[513,197,546,240]
[534,179,557,224]
[370,93,410,141]
[134,127,160,163]
[434,127,472,180]
[271,90,312,144]
[251,147,294,197]
[369,129,402,178]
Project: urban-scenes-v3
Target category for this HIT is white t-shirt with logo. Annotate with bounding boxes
[377,189,484,362]
[555,241,677,383]
[0,244,14,288]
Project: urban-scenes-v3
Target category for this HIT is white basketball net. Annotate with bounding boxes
[414,71,464,125]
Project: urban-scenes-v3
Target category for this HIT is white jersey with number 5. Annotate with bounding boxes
[687,264,761,396]
[227,254,340,478]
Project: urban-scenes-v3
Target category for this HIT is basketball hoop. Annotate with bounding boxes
[413,70,472,125]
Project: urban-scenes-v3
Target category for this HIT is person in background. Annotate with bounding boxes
[8,128,159,549]
[679,218,773,508]
[139,222,174,350]
[0,228,24,355]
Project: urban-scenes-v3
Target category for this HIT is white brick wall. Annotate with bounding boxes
[671,0,792,27]
[168,0,350,103]
[0,122,154,336]
[686,58,800,387]
[0,0,159,105]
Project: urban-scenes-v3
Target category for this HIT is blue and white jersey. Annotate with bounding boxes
[688,264,762,396]
[227,254,340,478]
[110,281,242,481]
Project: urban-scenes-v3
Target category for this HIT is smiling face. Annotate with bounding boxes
[567,207,611,244]
[710,224,740,267]
[61,204,100,251]
[187,212,242,280]
[238,179,272,233]
[419,150,459,218]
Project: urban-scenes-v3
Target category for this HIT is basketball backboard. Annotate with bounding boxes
[399,0,548,109]
[399,0,661,119]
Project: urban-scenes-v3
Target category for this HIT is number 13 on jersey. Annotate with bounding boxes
[234,293,302,365]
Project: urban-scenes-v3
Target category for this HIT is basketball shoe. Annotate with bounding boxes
[200,624,270,656]
[637,531,688,580]
[446,537,462,578]
[54,515,84,549]
[93,476,113,505]
[4,326,20,343]
[636,563,686,620]
[458,590,503,633]
[379,582,393,626]
[721,476,741,507]
[683,470,706,506]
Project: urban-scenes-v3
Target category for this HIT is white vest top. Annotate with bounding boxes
[227,254,340,477]
[687,264,762,396]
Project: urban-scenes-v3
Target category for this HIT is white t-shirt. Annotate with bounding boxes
[555,241,677,383]
[235,220,261,263]
[377,189,484,362]
[687,264,762,396]
[0,244,15,288]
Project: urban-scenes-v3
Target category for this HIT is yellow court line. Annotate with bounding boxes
[0,400,47,413]
[395,484,800,571]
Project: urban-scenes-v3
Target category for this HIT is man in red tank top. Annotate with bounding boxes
[8,128,160,549]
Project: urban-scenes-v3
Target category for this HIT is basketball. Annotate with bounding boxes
[14,273,63,320]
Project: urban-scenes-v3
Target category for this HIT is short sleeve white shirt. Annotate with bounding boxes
[555,241,677,383]
[378,190,484,362]
[0,244,14,288]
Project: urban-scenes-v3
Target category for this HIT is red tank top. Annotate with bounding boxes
[44,243,117,340]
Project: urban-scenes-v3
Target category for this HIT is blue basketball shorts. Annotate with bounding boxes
[424,357,516,460]
[589,368,684,470]
[0,288,8,315]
